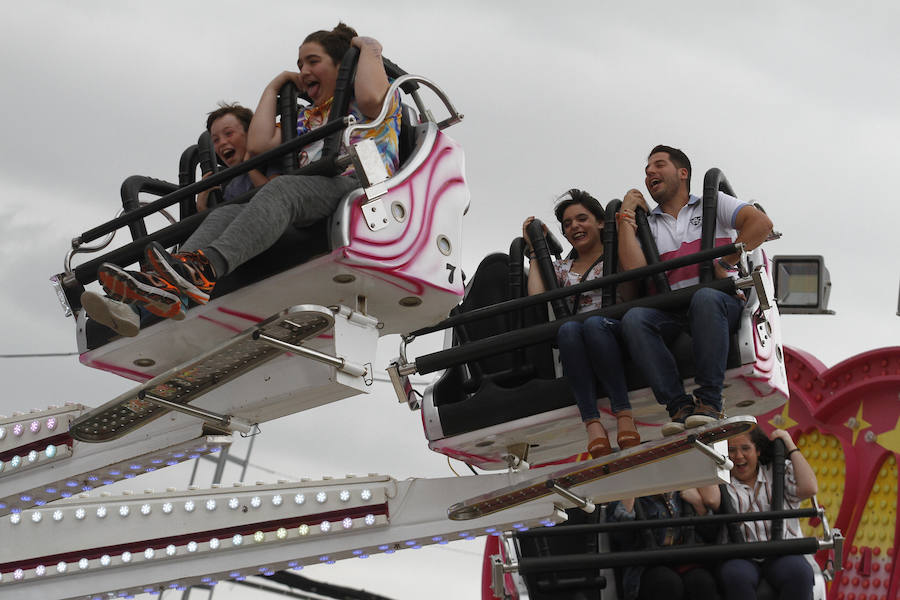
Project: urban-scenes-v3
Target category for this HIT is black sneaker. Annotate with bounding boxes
[661,404,694,436]
[685,402,725,429]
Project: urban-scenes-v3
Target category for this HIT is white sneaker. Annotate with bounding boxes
[684,403,725,429]
[81,291,140,337]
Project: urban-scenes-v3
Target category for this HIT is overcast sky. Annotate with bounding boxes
[1,1,899,599]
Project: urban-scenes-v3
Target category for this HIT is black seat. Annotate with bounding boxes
[85,102,423,350]
[517,507,606,600]
[430,252,742,437]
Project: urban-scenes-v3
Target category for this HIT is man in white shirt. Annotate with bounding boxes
[617,145,773,435]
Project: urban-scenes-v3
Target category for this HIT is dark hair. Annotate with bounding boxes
[649,144,692,193]
[553,188,605,227]
[206,102,253,133]
[748,428,775,466]
[302,22,358,65]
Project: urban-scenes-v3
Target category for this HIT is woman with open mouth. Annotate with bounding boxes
[94,22,402,327]
[701,428,819,600]
[522,190,641,458]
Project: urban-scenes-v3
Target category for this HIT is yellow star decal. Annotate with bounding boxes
[848,402,872,445]
[768,401,799,431]
[876,415,900,454]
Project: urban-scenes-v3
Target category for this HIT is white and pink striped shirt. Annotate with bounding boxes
[647,192,748,290]
[725,460,803,542]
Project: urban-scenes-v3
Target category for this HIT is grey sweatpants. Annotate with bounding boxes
[182,174,359,275]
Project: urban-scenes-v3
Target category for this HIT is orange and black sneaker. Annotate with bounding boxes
[97,264,185,320]
[145,242,217,305]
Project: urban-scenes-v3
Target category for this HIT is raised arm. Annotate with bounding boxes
[696,484,722,511]
[350,36,390,119]
[617,189,650,271]
[771,429,818,499]
[247,71,304,156]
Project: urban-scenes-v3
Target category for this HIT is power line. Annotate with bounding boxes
[0,352,79,358]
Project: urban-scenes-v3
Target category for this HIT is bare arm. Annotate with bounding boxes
[351,36,390,119]
[617,189,649,271]
[696,485,722,511]
[245,150,277,188]
[771,429,818,499]
[720,205,773,268]
[195,171,217,212]
[680,488,709,514]
[247,71,304,156]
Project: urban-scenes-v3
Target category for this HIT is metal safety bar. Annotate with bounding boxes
[252,331,368,378]
[546,480,596,514]
[75,117,353,247]
[409,243,745,338]
[139,391,253,434]
[514,508,820,537]
[508,537,822,575]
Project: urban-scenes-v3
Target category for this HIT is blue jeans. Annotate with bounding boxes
[620,287,743,416]
[719,555,813,600]
[556,316,631,421]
